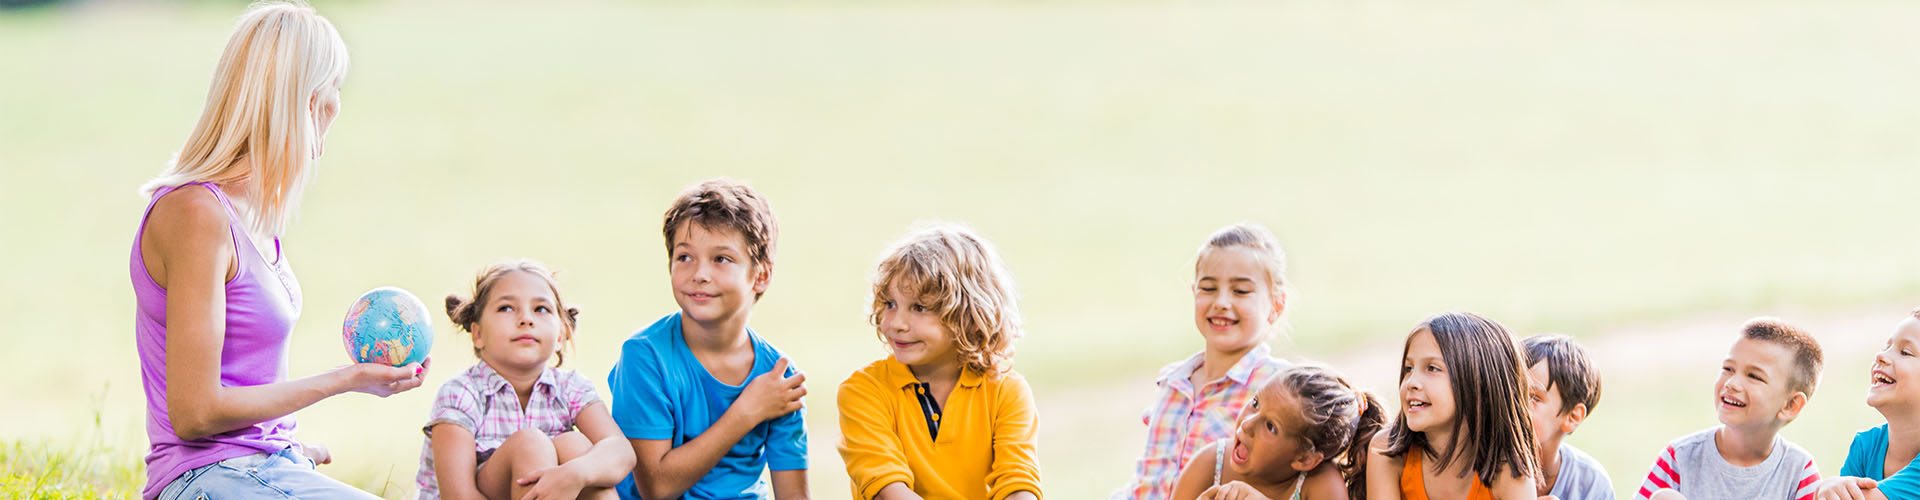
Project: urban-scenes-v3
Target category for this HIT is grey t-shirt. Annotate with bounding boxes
[1549,442,1615,500]
[1633,427,1819,500]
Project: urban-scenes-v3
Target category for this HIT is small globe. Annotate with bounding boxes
[342,287,433,366]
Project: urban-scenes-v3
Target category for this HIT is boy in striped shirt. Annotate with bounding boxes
[1636,317,1825,500]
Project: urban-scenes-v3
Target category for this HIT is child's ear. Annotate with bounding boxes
[1292,448,1325,473]
[751,262,773,295]
[1560,403,1588,434]
[1778,391,1809,422]
[1268,287,1289,324]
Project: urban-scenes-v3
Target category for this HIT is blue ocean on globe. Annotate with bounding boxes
[342,287,433,366]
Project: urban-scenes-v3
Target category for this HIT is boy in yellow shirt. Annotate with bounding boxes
[836,224,1042,500]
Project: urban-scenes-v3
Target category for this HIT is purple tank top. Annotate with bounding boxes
[131,182,303,499]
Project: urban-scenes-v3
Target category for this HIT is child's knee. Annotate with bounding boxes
[501,428,559,465]
[553,431,592,462]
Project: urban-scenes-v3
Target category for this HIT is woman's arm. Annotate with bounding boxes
[148,189,425,441]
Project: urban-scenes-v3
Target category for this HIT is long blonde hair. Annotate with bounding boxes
[141,1,349,237]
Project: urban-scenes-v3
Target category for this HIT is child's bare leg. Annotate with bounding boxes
[552,431,616,500]
[477,428,559,500]
[554,431,591,462]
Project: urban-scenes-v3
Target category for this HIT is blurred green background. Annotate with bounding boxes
[5,0,1920,498]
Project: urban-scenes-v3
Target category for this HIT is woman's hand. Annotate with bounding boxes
[339,358,429,397]
[298,442,331,465]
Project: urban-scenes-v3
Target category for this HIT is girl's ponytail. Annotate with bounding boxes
[1342,389,1386,499]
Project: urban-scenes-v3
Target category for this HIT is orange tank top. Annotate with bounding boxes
[1400,451,1495,500]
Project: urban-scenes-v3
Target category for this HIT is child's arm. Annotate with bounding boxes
[837,376,914,499]
[1168,440,1221,500]
[986,375,1043,500]
[1813,477,1880,500]
[429,423,486,500]
[1364,432,1403,500]
[518,402,637,500]
[1300,463,1349,500]
[1632,446,1680,500]
[1794,458,1823,500]
[627,358,806,500]
[771,469,810,500]
[1489,464,1538,500]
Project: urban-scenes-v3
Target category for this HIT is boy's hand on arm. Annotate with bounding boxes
[1004,491,1040,500]
[629,360,802,500]
[736,358,806,423]
[1815,477,1878,500]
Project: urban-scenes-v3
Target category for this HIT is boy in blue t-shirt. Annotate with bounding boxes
[1817,310,1920,500]
[609,179,809,500]
[1523,334,1615,500]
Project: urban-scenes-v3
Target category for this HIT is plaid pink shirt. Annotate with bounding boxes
[415,363,603,500]
[1112,343,1288,500]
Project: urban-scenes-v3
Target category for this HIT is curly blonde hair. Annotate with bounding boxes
[867,224,1022,375]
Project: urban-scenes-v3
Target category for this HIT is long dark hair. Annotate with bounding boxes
[1382,312,1537,488]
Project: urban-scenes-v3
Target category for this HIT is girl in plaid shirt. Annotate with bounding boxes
[1113,223,1295,500]
[417,260,636,500]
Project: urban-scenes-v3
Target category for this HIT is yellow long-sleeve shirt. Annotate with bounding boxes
[836,357,1043,500]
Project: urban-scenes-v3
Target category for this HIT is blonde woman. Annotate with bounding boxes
[130,3,426,498]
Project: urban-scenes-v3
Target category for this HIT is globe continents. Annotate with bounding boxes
[342,287,433,366]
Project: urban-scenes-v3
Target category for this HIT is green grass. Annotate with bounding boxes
[6,0,1920,497]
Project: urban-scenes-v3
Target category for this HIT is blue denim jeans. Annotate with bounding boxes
[157,446,381,500]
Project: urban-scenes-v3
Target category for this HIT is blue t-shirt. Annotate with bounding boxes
[1841,423,1920,500]
[609,313,808,500]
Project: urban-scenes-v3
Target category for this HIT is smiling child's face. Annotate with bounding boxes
[1400,328,1456,434]
[669,223,768,327]
[877,284,959,371]
[1714,337,1799,429]
[1867,317,1920,412]
[1192,247,1283,355]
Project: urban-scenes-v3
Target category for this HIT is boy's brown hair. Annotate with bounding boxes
[1521,334,1602,417]
[1741,317,1824,398]
[661,178,779,299]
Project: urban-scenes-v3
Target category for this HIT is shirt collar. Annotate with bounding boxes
[479,362,556,396]
[884,357,986,390]
[1156,343,1274,386]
